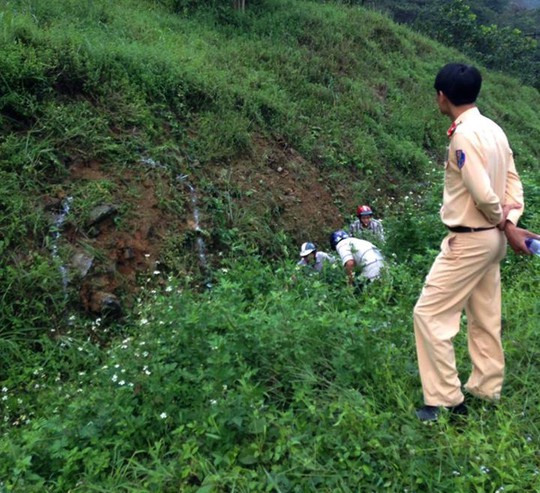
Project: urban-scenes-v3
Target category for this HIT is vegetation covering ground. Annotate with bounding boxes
[1,0,540,491]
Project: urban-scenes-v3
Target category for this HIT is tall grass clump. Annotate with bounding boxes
[0,257,539,491]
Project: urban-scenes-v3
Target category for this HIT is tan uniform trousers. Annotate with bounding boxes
[414,228,507,407]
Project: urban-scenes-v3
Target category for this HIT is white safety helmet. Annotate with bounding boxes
[300,242,317,257]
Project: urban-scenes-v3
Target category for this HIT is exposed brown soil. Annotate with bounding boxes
[60,136,351,316]
[205,135,345,245]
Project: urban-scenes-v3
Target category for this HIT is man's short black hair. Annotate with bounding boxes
[434,63,482,106]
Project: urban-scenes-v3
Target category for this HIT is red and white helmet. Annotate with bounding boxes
[357,205,373,217]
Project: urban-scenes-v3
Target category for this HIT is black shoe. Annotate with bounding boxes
[415,405,439,421]
[416,401,467,422]
[448,401,468,417]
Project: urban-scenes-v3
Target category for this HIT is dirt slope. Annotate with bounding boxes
[56,136,353,317]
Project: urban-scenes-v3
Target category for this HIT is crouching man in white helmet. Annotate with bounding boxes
[297,242,335,272]
[329,230,384,284]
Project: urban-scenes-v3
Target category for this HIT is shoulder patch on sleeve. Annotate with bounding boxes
[456,150,466,169]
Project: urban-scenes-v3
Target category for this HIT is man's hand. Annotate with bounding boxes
[497,203,522,230]
[503,222,540,255]
[344,260,355,285]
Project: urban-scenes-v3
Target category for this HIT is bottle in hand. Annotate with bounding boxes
[525,238,540,256]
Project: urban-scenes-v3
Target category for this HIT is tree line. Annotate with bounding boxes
[337,0,540,89]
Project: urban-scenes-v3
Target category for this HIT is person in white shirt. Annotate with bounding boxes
[349,205,385,243]
[330,230,384,283]
[297,242,335,272]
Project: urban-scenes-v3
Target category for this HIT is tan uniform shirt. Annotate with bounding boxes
[441,107,524,228]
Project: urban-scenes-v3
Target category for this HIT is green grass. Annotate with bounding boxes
[0,0,540,490]
[0,255,539,491]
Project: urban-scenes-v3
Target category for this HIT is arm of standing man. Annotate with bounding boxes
[502,151,524,226]
[451,133,502,225]
[497,153,537,254]
[501,222,540,254]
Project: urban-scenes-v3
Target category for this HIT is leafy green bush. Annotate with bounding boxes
[1,256,539,491]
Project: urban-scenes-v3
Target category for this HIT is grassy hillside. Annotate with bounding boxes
[2,0,540,325]
[1,0,540,490]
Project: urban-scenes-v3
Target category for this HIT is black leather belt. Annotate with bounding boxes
[447,226,496,233]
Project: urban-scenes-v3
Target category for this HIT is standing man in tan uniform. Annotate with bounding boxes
[414,63,540,421]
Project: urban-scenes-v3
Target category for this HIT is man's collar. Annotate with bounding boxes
[447,107,480,138]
